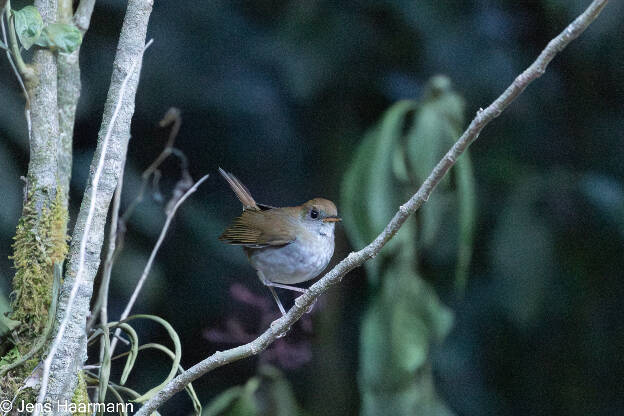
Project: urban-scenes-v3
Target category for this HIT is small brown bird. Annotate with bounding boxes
[218,168,341,315]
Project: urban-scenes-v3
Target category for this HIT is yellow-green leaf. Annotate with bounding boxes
[35,23,82,53]
[12,6,43,50]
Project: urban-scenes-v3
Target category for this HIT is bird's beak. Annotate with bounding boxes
[323,216,342,223]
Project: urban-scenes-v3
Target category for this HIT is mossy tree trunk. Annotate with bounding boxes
[0,0,152,412]
[11,0,63,343]
[44,0,154,406]
[0,0,92,411]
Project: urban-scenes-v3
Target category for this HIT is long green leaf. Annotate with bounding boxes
[121,315,181,403]
[98,328,112,409]
[341,100,418,284]
[105,384,129,416]
[111,343,202,415]
[405,77,466,251]
[454,152,476,294]
[106,322,139,385]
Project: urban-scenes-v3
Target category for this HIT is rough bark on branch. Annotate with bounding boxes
[42,0,154,410]
[56,0,93,209]
[134,0,609,414]
[27,0,59,213]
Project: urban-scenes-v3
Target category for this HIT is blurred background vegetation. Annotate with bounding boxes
[1,0,623,415]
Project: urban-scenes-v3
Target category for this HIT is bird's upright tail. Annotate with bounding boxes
[218,167,259,211]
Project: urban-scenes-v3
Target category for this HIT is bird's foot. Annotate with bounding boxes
[305,296,317,314]
[293,290,317,314]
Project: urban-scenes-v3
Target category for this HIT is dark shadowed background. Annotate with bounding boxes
[1,1,623,415]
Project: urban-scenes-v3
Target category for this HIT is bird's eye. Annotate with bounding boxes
[310,208,319,219]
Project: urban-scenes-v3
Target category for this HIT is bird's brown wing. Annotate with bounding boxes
[219,209,297,248]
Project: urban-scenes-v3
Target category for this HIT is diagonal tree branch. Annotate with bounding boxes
[38,0,155,411]
[134,0,609,414]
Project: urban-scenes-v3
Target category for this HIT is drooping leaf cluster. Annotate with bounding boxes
[341,75,476,416]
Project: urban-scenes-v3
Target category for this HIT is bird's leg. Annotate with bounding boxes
[264,281,306,293]
[257,271,287,315]
[262,279,317,314]
[267,286,287,316]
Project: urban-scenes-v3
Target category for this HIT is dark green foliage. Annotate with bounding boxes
[203,366,305,416]
[341,76,475,415]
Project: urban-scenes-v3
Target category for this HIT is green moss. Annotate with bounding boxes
[0,357,38,412]
[0,186,69,407]
[71,371,90,416]
[9,187,68,346]
[0,346,19,366]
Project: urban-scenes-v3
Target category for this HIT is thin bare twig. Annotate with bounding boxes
[86,108,186,331]
[84,108,188,401]
[1,4,31,137]
[33,39,155,416]
[4,0,34,79]
[119,108,187,226]
[134,1,609,414]
[1,9,26,99]
[109,174,209,355]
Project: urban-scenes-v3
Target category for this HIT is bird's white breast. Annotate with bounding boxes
[247,226,335,285]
